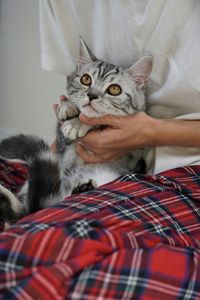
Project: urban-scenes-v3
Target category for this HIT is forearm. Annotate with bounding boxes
[151,118,200,147]
[76,113,200,164]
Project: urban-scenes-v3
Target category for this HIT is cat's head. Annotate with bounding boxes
[67,38,153,118]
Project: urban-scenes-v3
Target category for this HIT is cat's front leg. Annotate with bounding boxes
[62,118,92,140]
[57,101,79,121]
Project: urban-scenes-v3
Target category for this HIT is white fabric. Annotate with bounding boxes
[39,0,200,174]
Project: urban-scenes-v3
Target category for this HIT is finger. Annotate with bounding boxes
[79,127,123,150]
[52,103,59,116]
[52,103,63,125]
[52,104,61,122]
[76,143,101,163]
[79,131,106,148]
[76,142,128,163]
[79,113,122,127]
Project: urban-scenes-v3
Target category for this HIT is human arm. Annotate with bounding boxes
[76,112,200,163]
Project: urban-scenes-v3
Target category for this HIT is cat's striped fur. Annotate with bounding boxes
[56,38,152,196]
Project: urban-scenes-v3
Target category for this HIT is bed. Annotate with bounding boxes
[0,156,200,299]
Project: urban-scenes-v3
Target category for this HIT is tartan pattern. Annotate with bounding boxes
[0,158,200,299]
[0,156,29,231]
[0,156,29,194]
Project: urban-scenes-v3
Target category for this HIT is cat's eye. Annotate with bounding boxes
[80,74,92,86]
[107,84,122,96]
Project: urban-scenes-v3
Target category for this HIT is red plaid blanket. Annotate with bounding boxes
[0,156,200,299]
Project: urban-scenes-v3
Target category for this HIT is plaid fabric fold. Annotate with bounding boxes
[0,156,29,194]
[0,161,200,299]
[0,156,29,231]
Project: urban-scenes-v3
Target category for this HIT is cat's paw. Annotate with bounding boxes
[62,118,81,140]
[62,119,91,140]
[0,185,24,223]
[57,102,79,121]
[71,179,97,194]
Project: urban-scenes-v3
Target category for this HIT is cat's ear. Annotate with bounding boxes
[127,56,153,89]
[78,37,97,68]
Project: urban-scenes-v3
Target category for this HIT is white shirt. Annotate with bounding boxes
[39,0,200,174]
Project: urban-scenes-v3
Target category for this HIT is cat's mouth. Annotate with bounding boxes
[82,103,98,114]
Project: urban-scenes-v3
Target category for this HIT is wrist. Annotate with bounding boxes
[148,118,194,147]
[142,114,162,147]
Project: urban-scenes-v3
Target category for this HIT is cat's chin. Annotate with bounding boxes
[81,105,101,118]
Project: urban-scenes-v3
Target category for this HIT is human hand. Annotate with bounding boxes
[76,112,156,163]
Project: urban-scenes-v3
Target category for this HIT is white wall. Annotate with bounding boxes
[0,0,65,142]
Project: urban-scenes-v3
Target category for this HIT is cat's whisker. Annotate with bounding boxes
[113,114,126,122]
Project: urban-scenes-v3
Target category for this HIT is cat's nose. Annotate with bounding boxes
[87,92,98,101]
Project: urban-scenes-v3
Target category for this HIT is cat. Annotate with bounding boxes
[56,38,152,194]
[0,38,152,224]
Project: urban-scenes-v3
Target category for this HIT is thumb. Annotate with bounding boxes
[79,113,121,127]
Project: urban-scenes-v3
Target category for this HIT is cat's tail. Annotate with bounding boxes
[27,147,61,212]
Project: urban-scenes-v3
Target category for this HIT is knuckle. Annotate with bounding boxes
[101,154,110,162]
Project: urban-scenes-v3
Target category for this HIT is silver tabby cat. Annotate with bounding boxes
[0,38,152,223]
[56,38,152,194]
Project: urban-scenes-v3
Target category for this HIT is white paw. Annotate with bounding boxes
[62,120,92,140]
[62,119,81,140]
[57,102,79,121]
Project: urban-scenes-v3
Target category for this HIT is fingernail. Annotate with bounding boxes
[78,140,84,146]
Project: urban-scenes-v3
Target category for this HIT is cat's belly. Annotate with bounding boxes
[60,143,144,196]
[81,164,120,187]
